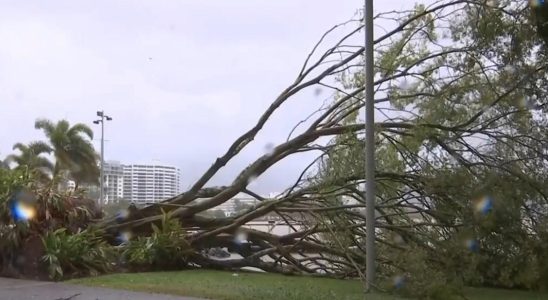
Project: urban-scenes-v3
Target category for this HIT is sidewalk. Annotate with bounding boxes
[0,277,206,300]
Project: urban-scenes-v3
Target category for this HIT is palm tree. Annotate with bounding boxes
[0,158,11,170]
[5,142,54,181]
[34,119,99,187]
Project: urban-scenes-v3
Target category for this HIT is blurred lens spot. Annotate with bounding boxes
[247,174,258,187]
[393,275,405,289]
[465,239,479,252]
[10,199,36,222]
[314,88,322,96]
[14,190,35,203]
[504,65,515,74]
[234,230,248,244]
[393,234,405,245]
[116,208,130,221]
[117,231,132,244]
[399,78,409,90]
[264,143,275,156]
[473,195,493,216]
[16,255,26,266]
[530,0,545,8]
[518,96,537,110]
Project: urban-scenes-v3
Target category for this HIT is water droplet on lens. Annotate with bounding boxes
[10,196,36,222]
[393,275,405,289]
[393,234,405,245]
[530,0,545,8]
[234,230,248,244]
[264,143,275,156]
[16,255,26,266]
[117,231,132,244]
[247,174,258,187]
[116,209,130,221]
[504,65,515,74]
[465,239,479,252]
[399,78,409,89]
[473,195,493,216]
[518,96,537,110]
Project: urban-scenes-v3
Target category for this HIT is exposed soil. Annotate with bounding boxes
[0,234,50,281]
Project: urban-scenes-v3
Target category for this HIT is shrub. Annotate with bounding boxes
[123,211,192,270]
[0,169,33,274]
[379,237,474,300]
[41,227,114,280]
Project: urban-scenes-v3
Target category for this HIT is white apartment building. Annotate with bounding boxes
[104,160,124,203]
[103,161,181,205]
[122,163,181,204]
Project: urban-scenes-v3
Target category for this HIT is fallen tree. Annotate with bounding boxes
[95,0,548,293]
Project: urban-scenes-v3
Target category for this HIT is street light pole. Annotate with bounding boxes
[100,116,104,208]
[94,111,112,209]
[364,0,376,291]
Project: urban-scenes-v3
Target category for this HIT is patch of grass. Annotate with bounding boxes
[70,270,548,300]
[464,287,547,300]
[69,270,397,300]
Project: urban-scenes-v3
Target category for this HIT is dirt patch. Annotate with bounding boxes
[19,234,49,280]
[0,234,50,281]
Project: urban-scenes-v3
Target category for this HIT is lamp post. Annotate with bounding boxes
[93,110,112,209]
[364,0,376,291]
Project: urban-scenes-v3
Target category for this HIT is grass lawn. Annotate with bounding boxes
[70,270,547,300]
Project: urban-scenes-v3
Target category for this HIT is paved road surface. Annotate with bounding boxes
[0,277,206,300]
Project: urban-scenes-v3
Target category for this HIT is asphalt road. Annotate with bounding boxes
[0,277,206,300]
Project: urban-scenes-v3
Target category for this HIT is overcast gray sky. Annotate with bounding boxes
[0,0,413,193]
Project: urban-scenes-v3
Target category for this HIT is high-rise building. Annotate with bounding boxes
[102,161,181,205]
[122,163,181,204]
[104,160,124,204]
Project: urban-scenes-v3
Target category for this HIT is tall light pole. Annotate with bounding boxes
[364,0,376,291]
[93,110,112,209]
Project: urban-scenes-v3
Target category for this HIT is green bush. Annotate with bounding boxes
[41,227,114,280]
[0,169,33,272]
[123,211,192,270]
[378,237,474,300]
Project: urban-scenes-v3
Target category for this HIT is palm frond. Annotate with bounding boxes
[28,141,53,155]
[34,119,56,137]
[12,142,28,152]
[68,123,94,140]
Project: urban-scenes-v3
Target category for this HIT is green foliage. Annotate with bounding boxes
[0,169,33,267]
[380,237,478,300]
[0,158,9,170]
[123,211,192,270]
[41,227,114,280]
[0,168,32,220]
[313,0,548,294]
[0,166,103,278]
